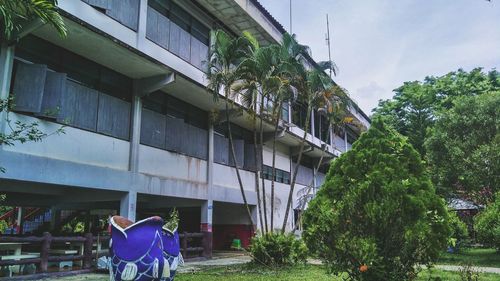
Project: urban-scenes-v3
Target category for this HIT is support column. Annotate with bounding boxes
[344,130,348,152]
[129,95,142,172]
[136,0,148,49]
[0,44,15,140]
[16,207,23,235]
[120,191,137,222]
[310,110,315,137]
[201,119,214,258]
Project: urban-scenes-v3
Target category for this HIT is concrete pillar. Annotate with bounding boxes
[129,95,142,172]
[0,44,15,140]
[16,207,23,234]
[136,0,148,49]
[310,110,315,137]
[120,191,137,222]
[201,118,214,232]
[200,200,213,232]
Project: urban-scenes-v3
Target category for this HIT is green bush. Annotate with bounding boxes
[303,118,450,281]
[448,210,469,249]
[249,233,308,266]
[474,193,500,251]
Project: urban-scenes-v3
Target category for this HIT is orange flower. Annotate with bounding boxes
[359,264,368,272]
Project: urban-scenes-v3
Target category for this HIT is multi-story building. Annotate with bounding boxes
[0,0,370,253]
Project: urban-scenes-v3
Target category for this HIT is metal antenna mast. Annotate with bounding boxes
[289,0,292,34]
[326,14,333,78]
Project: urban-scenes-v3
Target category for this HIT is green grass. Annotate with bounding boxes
[438,248,500,268]
[44,264,500,280]
[176,264,500,281]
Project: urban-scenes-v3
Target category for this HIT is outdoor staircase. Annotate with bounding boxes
[1,208,76,235]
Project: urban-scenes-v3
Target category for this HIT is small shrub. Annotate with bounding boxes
[448,210,469,251]
[249,233,308,266]
[459,262,482,281]
[474,193,500,251]
[303,118,450,281]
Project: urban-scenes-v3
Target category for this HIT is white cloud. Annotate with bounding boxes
[258,0,500,113]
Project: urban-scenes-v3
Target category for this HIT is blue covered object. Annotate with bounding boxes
[109,216,182,281]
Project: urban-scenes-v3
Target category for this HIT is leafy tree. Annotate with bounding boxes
[447,210,468,249]
[303,118,450,281]
[0,0,66,41]
[374,68,500,156]
[474,193,500,251]
[426,93,500,202]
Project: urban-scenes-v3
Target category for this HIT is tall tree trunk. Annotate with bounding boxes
[281,102,312,233]
[270,100,282,233]
[259,98,269,234]
[252,103,265,233]
[224,98,255,230]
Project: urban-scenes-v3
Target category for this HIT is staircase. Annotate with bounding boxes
[1,208,76,235]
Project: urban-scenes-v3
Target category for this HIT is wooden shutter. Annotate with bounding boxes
[58,81,98,131]
[178,29,191,61]
[214,133,229,165]
[229,139,245,168]
[166,116,183,152]
[37,71,66,118]
[82,0,110,9]
[168,22,181,56]
[141,108,167,149]
[12,62,47,113]
[97,93,131,140]
[106,0,140,31]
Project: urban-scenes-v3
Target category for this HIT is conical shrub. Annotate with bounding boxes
[303,118,450,281]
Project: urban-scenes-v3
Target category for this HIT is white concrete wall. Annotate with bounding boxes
[3,113,129,170]
[138,145,207,183]
[262,143,290,171]
[213,163,255,192]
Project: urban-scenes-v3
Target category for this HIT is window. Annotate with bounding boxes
[291,102,310,132]
[147,0,210,70]
[314,110,330,143]
[11,36,132,140]
[214,123,256,171]
[261,165,291,184]
[141,92,208,159]
[82,0,141,31]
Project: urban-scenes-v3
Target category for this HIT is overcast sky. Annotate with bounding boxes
[258,0,500,114]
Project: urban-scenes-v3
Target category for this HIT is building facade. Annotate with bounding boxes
[0,0,370,251]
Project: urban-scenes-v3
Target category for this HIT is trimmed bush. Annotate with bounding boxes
[303,118,450,281]
[250,233,308,266]
[474,193,500,251]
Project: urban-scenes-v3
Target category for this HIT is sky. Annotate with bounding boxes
[258,0,500,114]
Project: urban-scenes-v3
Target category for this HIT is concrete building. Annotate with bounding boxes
[0,0,370,252]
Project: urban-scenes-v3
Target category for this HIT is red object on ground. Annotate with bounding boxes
[212,224,254,250]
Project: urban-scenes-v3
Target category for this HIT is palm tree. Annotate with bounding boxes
[207,30,255,229]
[1,0,67,40]
[281,63,348,233]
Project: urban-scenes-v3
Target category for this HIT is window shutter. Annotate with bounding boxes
[166,116,183,152]
[106,0,140,31]
[214,133,229,165]
[178,29,191,61]
[58,81,98,131]
[141,108,167,149]
[97,93,131,140]
[37,71,66,118]
[229,139,245,168]
[169,22,181,56]
[12,62,47,113]
[82,0,110,10]
[244,143,257,171]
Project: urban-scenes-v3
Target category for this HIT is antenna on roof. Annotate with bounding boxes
[289,0,292,34]
[326,14,333,79]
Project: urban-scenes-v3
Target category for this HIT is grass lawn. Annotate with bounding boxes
[437,248,500,268]
[176,264,500,281]
[44,264,500,280]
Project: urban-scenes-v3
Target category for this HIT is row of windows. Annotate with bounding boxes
[261,165,291,184]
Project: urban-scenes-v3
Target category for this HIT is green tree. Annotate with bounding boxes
[474,192,500,251]
[303,118,449,281]
[426,93,500,202]
[207,29,255,228]
[0,0,66,41]
[374,68,500,156]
